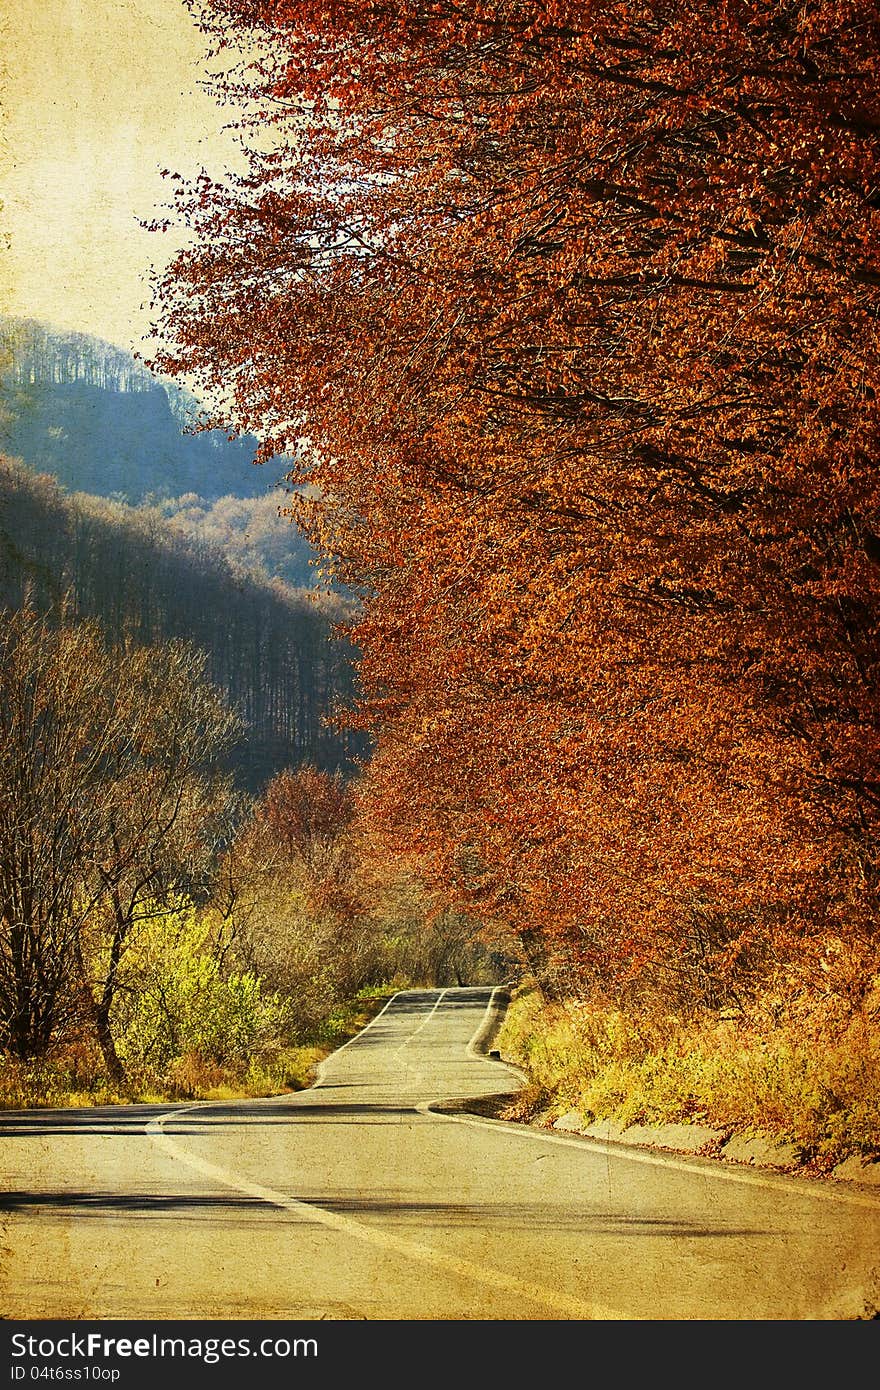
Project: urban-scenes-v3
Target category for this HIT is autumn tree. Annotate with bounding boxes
[0,612,105,1057]
[0,607,240,1070]
[152,2,880,1013]
[208,766,377,1030]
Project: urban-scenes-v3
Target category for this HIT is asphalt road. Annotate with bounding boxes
[1,986,878,1320]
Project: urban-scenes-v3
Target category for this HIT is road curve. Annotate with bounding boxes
[1,986,878,1320]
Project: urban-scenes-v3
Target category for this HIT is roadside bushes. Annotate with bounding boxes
[496,984,880,1167]
[113,900,292,1080]
[0,898,300,1104]
[0,763,500,1108]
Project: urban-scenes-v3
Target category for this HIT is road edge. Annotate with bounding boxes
[425,988,880,1211]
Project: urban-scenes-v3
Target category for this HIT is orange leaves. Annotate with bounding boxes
[153,0,880,1011]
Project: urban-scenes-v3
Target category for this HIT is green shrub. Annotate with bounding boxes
[114,901,292,1077]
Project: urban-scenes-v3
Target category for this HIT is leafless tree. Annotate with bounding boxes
[0,608,240,1074]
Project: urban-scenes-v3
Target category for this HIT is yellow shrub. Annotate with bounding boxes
[496,986,880,1166]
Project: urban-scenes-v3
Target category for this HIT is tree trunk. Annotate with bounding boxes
[517,928,561,1003]
[75,939,127,1087]
[93,998,126,1086]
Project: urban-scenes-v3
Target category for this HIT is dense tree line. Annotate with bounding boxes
[149,490,325,590]
[151,1,879,1022]
[0,317,155,392]
[0,457,364,788]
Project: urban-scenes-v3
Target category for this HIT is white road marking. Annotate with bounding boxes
[396,988,447,1053]
[312,990,402,1087]
[146,988,623,1318]
[146,1104,623,1320]
[465,984,529,1079]
[390,988,447,1085]
[432,988,880,1211]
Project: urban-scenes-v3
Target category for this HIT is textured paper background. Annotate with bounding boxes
[0,0,240,353]
[0,0,876,1326]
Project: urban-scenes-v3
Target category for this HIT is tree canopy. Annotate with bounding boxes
[152,0,880,1010]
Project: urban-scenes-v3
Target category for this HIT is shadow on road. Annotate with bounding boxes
[0,1105,176,1137]
[0,1186,772,1238]
[0,1098,441,1137]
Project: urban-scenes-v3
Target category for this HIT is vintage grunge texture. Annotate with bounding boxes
[0,0,241,351]
[0,0,878,1325]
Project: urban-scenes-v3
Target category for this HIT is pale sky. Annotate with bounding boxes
[0,0,246,355]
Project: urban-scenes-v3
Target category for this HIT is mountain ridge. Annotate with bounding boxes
[0,314,321,589]
[0,313,286,503]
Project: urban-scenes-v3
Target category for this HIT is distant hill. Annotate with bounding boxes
[0,318,362,787]
[0,455,365,791]
[0,315,284,501]
[0,315,322,588]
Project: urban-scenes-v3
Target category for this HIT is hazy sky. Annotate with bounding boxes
[0,0,246,354]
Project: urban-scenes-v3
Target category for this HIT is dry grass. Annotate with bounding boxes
[495,984,880,1168]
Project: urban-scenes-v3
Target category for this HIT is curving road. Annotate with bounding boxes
[1,987,878,1320]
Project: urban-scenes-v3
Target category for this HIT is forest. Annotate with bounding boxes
[0,457,361,787]
[0,458,497,1100]
[139,0,879,1165]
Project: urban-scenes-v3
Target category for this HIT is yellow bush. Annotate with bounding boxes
[496,986,880,1166]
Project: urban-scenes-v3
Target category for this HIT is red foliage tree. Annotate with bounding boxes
[259,766,354,865]
[152,1,880,1009]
